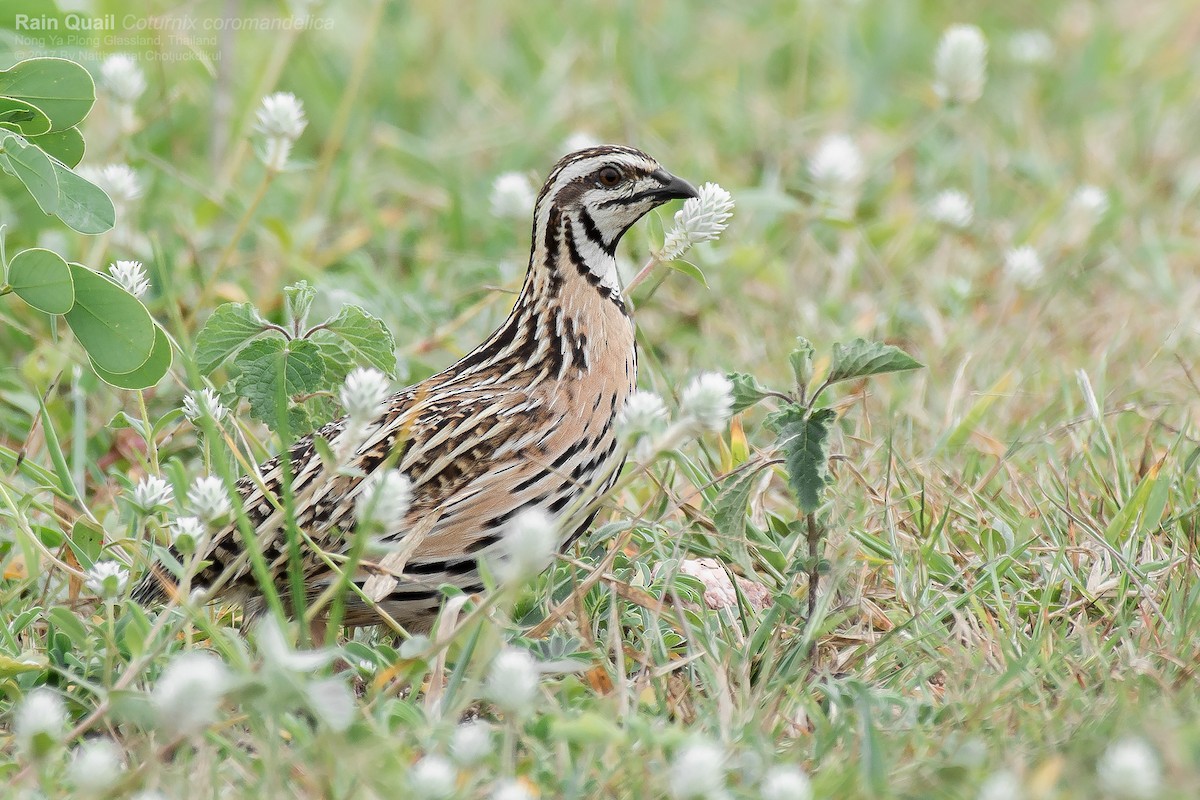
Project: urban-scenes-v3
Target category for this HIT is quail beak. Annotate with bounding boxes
[649,169,700,201]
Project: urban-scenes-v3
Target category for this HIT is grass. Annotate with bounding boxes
[1,0,1199,797]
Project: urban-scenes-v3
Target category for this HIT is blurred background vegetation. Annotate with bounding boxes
[2,0,1199,797]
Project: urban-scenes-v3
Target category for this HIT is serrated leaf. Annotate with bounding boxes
[29,126,84,167]
[90,323,172,390]
[50,160,114,234]
[63,263,156,374]
[314,339,354,386]
[713,466,764,542]
[194,302,270,373]
[233,337,325,431]
[0,57,95,131]
[780,407,837,514]
[763,403,806,435]
[285,280,316,329]
[1,131,58,214]
[8,247,74,314]
[727,371,774,414]
[826,339,923,386]
[316,305,396,376]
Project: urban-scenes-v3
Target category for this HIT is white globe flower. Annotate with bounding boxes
[485,647,540,713]
[679,373,734,433]
[489,172,536,219]
[668,740,726,800]
[934,24,988,104]
[14,688,67,757]
[1003,246,1043,287]
[1096,738,1161,800]
[153,652,231,736]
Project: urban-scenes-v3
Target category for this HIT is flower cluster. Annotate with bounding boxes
[659,182,735,262]
[1003,245,1043,287]
[98,53,146,132]
[132,475,174,513]
[14,688,67,758]
[182,388,228,424]
[927,190,974,229]
[495,507,558,583]
[809,134,864,220]
[355,468,412,534]
[489,171,536,219]
[485,647,541,713]
[1096,738,1161,799]
[934,24,988,104]
[616,373,734,464]
[153,652,231,737]
[255,92,307,171]
[340,366,391,423]
[86,561,130,600]
[108,260,150,298]
[189,475,232,523]
[78,164,142,216]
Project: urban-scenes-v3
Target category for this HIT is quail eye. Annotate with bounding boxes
[597,166,621,187]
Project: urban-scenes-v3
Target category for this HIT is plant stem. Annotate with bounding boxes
[623,255,662,296]
[136,389,158,474]
[298,0,386,228]
[806,511,821,619]
[198,169,275,309]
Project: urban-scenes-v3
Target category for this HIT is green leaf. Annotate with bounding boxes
[194,302,270,373]
[0,57,95,131]
[36,391,80,503]
[665,258,709,287]
[779,407,837,514]
[29,126,84,167]
[825,338,923,387]
[0,96,50,136]
[1103,459,1166,546]
[0,131,58,214]
[788,337,815,389]
[727,371,774,414]
[49,160,115,234]
[233,337,325,431]
[285,280,316,329]
[713,466,764,542]
[67,518,105,570]
[763,403,806,435]
[0,653,46,679]
[46,606,89,645]
[8,247,74,314]
[313,338,354,385]
[63,263,156,374]
[90,323,173,390]
[316,305,396,376]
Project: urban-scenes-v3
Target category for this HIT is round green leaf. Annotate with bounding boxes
[63,263,155,374]
[0,57,94,132]
[0,96,51,136]
[29,126,84,168]
[0,131,58,214]
[90,324,173,390]
[50,162,114,234]
[8,247,74,314]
